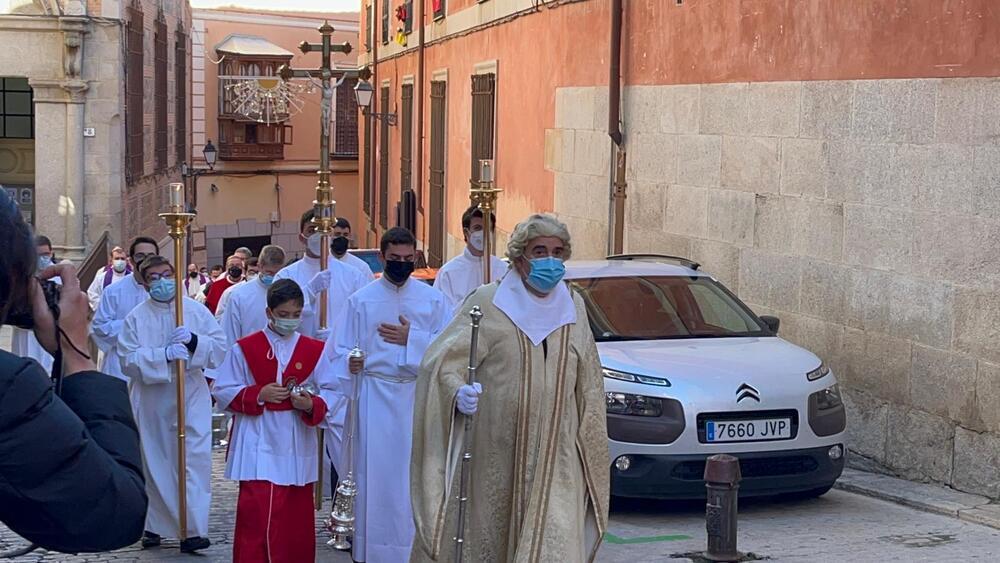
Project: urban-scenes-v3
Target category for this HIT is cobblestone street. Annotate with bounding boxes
[3,446,999,562]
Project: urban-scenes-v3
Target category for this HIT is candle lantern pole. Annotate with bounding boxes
[159,182,196,540]
[469,159,501,283]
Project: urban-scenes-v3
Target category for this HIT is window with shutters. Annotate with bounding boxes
[378,85,390,228]
[334,77,359,158]
[428,80,447,267]
[404,0,413,34]
[433,0,445,20]
[125,2,144,184]
[400,83,413,194]
[154,14,168,172]
[175,27,187,165]
[365,3,373,52]
[470,73,496,182]
[381,0,389,44]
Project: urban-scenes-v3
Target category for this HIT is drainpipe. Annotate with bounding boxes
[417,0,426,246]
[370,3,380,245]
[608,0,626,256]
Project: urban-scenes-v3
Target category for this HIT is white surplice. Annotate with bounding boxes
[293,256,369,338]
[336,251,376,282]
[433,249,508,314]
[10,327,53,373]
[87,265,128,312]
[212,327,341,486]
[323,277,451,563]
[218,277,270,348]
[91,273,150,382]
[118,296,227,539]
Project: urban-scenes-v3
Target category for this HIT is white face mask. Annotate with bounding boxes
[306,233,322,258]
[469,231,485,253]
[113,259,127,273]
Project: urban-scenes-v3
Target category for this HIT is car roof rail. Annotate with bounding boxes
[606,253,701,270]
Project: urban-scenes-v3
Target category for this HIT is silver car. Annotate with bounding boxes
[566,255,847,499]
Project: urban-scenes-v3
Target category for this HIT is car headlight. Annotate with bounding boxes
[605,392,663,417]
[815,384,842,410]
[806,363,830,381]
[603,368,671,387]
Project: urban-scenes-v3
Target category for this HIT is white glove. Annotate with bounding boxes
[456,383,482,415]
[166,343,191,362]
[171,326,192,345]
[315,327,331,342]
[306,269,333,296]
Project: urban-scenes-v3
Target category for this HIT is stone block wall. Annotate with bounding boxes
[548,78,1000,499]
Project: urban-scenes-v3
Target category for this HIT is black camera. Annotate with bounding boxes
[1,279,60,330]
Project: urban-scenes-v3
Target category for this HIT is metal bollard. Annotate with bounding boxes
[703,454,742,562]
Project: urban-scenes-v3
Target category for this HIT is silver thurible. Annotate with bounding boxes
[326,345,365,550]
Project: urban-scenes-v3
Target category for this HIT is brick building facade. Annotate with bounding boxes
[362,0,1000,497]
[0,0,189,258]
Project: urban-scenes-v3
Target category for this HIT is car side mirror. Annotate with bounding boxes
[760,315,780,334]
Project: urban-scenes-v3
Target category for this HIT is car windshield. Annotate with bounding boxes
[350,250,383,274]
[569,275,769,341]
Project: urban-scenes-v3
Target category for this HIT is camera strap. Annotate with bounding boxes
[51,326,91,397]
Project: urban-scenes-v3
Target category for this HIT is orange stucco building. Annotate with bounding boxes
[188,7,360,268]
[362,0,1000,499]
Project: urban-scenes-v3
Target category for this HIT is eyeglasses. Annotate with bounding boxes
[146,272,175,282]
[133,253,151,263]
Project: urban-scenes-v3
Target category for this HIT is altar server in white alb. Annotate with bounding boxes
[118,255,227,554]
[90,236,160,381]
[323,227,451,563]
[433,205,507,314]
[213,279,336,563]
[219,245,286,347]
[330,217,375,281]
[276,209,369,340]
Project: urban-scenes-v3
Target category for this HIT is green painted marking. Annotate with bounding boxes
[603,532,693,544]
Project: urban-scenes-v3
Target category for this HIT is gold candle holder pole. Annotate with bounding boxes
[158,182,196,541]
[470,159,502,283]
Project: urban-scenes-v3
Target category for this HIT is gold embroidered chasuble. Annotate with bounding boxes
[410,283,610,562]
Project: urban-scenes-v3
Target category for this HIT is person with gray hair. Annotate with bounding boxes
[218,245,287,347]
[411,213,610,562]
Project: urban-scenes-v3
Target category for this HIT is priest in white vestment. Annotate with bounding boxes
[433,205,507,314]
[213,279,337,563]
[118,255,227,553]
[411,214,610,563]
[324,227,451,563]
[91,237,160,382]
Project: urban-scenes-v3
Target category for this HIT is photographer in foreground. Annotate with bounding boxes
[0,189,147,554]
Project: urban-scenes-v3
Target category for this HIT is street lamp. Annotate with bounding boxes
[354,79,397,126]
[203,140,218,170]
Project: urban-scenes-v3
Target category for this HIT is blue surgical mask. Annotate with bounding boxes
[37,255,53,272]
[259,274,275,287]
[149,278,176,302]
[525,257,565,294]
[272,317,301,336]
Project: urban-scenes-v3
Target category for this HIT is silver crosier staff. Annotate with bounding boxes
[454,305,484,562]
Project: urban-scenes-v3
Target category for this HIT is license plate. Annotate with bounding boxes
[705,418,792,443]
